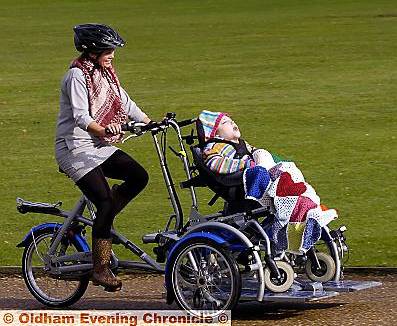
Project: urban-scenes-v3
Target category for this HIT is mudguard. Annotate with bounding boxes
[167,232,228,263]
[16,222,90,252]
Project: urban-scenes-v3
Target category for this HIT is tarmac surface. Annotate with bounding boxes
[0,272,395,325]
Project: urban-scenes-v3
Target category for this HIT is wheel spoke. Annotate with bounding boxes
[187,251,199,272]
[172,242,239,313]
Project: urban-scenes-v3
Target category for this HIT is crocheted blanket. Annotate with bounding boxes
[243,162,337,253]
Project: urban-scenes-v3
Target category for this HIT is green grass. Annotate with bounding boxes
[0,0,396,266]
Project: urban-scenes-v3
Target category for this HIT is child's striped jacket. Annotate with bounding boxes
[202,138,256,174]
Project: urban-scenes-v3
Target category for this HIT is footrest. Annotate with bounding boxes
[142,230,180,244]
[241,278,338,303]
[322,280,382,292]
[142,233,160,244]
[240,285,339,303]
[261,289,339,303]
[16,197,62,215]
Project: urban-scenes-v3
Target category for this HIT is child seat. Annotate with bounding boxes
[182,119,260,213]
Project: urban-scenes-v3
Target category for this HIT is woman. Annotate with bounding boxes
[55,23,153,292]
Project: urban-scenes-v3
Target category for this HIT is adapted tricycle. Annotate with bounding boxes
[16,112,380,314]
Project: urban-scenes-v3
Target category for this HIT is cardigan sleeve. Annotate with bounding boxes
[203,142,255,174]
[120,87,148,122]
[66,68,94,131]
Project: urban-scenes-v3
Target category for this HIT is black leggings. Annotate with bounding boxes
[76,150,149,238]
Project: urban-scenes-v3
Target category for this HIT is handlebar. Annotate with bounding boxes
[177,118,196,128]
[104,121,160,136]
[121,114,196,134]
[121,121,161,133]
[105,113,197,138]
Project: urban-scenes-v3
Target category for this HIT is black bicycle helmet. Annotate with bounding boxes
[73,23,125,53]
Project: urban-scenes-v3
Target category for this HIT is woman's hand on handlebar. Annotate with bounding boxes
[120,120,161,135]
[87,121,123,137]
[104,123,125,136]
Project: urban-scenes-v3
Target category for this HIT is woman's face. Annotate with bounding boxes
[95,49,115,68]
[216,116,241,142]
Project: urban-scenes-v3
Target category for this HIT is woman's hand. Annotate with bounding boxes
[87,121,125,137]
[104,123,125,136]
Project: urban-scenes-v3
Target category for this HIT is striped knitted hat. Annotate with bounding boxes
[198,110,228,140]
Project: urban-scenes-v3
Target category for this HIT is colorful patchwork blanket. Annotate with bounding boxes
[243,162,337,253]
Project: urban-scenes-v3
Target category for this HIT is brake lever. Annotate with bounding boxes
[121,122,148,143]
[121,134,135,143]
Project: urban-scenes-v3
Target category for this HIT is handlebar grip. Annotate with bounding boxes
[177,118,196,128]
[120,118,193,135]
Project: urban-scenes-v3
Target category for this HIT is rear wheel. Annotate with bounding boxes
[169,238,241,315]
[22,230,89,307]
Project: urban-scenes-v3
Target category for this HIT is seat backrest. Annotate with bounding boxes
[195,118,207,149]
[191,146,245,202]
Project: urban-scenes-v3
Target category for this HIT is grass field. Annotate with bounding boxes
[0,0,396,266]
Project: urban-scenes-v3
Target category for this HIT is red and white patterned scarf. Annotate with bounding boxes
[71,55,127,143]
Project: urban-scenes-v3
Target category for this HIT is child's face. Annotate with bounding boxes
[216,116,241,142]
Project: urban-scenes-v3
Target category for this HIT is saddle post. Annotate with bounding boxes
[47,195,87,256]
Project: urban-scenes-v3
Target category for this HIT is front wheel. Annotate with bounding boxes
[305,252,336,283]
[264,260,295,293]
[22,230,89,307]
[169,238,241,315]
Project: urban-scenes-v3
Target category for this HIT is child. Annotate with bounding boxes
[198,110,337,253]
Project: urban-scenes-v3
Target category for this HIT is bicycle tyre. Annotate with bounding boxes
[21,229,89,307]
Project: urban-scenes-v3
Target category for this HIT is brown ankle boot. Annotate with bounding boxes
[91,238,122,292]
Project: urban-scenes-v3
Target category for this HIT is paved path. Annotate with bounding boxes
[0,273,396,325]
